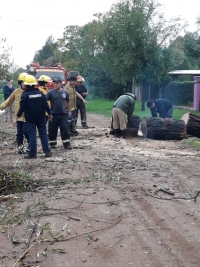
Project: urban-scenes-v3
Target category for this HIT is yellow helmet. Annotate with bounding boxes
[38,75,51,82]
[23,75,37,86]
[18,72,28,81]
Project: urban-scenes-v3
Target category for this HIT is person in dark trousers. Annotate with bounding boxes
[46,78,72,150]
[111,93,136,138]
[75,75,88,127]
[2,79,15,121]
[14,75,52,159]
[146,99,173,118]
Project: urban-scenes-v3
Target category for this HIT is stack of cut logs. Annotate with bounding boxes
[126,113,200,140]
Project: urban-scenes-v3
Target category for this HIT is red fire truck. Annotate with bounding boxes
[28,62,79,89]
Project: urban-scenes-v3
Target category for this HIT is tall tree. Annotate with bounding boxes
[0,38,12,79]
[94,0,184,108]
[31,0,186,102]
[182,32,200,68]
[33,35,58,65]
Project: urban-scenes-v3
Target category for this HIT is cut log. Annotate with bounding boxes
[181,112,200,138]
[141,117,186,140]
[126,115,140,137]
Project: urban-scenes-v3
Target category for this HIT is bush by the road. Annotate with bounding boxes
[163,81,194,105]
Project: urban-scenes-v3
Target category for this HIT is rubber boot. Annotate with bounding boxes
[121,130,127,139]
[110,116,114,135]
[64,142,72,150]
[17,140,25,154]
[113,129,121,138]
[109,129,114,135]
[82,123,88,128]
[71,123,79,135]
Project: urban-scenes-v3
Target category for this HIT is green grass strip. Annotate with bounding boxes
[86,98,200,120]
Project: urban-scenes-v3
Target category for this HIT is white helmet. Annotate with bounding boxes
[77,75,85,82]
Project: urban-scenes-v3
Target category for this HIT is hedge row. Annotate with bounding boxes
[162,81,194,105]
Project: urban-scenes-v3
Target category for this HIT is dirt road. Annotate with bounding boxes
[0,112,200,267]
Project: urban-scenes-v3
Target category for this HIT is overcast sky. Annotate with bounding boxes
[1,0,199,69]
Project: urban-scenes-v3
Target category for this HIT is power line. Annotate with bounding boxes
[1,16,65,29]
[11,18,65,29]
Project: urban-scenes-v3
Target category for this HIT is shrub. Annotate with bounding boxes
[163,81,194,105]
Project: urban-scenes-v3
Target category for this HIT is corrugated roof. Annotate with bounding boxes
[169,70,200,75]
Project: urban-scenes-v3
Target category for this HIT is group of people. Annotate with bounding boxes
[1,74,174,156]
[110,94,173,138]
[0,73,88,159]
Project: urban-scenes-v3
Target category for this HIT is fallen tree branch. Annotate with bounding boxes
[0,194,15,202]
[12,243,36,267]
[155,188,175,196]
[62,197,129,205]
[26,216,40,249]
[44,214,123,243]
[67,215,80,221]
[193,191,200,202]
[145,190,200,202]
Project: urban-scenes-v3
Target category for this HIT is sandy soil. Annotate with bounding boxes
[0,111,200,267]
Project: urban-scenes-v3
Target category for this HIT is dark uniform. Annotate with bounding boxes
[75,84,88,127]
[46,88,71,149]
[17,87,51,158]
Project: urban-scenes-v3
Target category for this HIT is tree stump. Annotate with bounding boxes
[141,117,186,140]
[126,115,140,137]
[181,112,200,138]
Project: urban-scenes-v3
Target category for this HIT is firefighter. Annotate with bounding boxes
[46,78,72,150]
[75,75,88,127]
[38,75,51,122]
[112,93,136,138]
[0,73,29,154]
[64,76,87,135]
[38,75,50,94]
[15,75,52,159]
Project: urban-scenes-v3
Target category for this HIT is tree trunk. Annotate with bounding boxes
[141,117,186,140]
[126,115,140,137]
[108,79,111,101]
[181,112,200,137]
[141,81,145,111]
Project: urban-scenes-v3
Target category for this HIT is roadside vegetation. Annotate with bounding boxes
[2,0,200,111]
[185,138,200,150]
[86,98,200,120]
[20,0,200,110]
[0,89,3,100]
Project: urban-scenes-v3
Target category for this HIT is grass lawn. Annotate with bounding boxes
[86,98,200,120]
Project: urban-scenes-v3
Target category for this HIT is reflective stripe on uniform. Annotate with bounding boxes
[0,103,6,109]
[62,139,70,143]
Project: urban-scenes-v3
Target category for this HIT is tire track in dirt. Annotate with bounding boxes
[131,197,200,267]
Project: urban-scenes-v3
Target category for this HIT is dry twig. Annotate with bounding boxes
[26,216,40,248]
[12,243,36,267]
[145,190,200,202]
[44,214,123,243]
